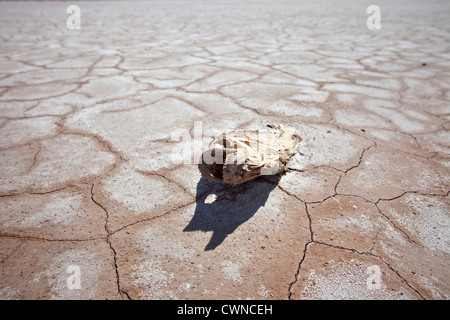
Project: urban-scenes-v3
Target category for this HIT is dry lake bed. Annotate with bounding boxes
[0,0,449,300]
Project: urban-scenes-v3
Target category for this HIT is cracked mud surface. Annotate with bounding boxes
[0,0,449,300]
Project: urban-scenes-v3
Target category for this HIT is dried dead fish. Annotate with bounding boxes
[198,124,301,185]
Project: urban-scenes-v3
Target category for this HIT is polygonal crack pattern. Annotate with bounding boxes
[0,0,449,300]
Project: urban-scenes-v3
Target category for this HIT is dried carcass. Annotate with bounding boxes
[198,124,301,184]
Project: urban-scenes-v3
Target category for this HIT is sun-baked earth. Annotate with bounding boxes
[0,0,449,300]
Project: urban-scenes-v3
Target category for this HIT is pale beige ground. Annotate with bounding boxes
[0,0,449,300]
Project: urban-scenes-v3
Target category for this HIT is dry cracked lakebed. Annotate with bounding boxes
[0,0,449,300]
